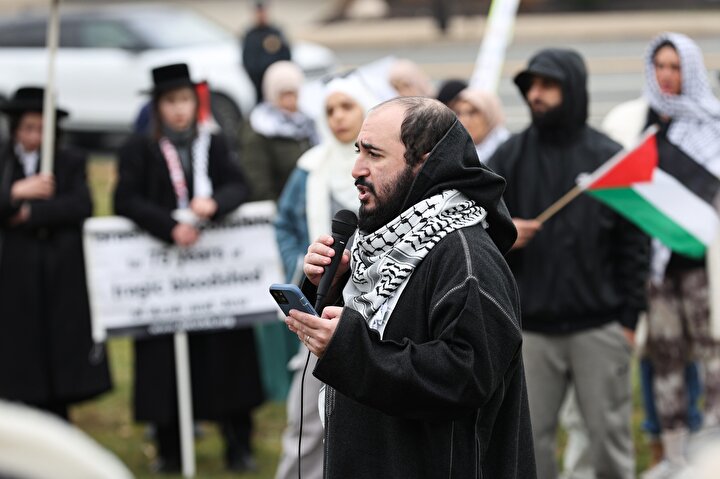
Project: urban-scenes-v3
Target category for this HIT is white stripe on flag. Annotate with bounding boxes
[634,169,720,246]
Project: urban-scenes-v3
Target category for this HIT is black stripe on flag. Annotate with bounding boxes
[657,135,720,206]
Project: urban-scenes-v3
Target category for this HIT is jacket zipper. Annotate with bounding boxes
[448,420,455,478]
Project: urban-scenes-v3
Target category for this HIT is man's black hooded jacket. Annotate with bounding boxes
[489,49,649,333]
[303,118,536,478]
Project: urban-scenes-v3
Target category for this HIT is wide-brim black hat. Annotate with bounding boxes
[143,63,197,96]
[0,86,69,118]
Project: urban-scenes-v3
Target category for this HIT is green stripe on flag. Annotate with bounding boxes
[588,188,706,258]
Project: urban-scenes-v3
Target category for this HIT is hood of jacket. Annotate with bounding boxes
[399,119,517,254]
[514,48,588,139]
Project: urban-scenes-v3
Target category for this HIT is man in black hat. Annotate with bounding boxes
[488,49,650,479]
[0,87,112,420]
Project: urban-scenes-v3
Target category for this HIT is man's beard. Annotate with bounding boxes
[356,166,416,234]
[530,102,564,129]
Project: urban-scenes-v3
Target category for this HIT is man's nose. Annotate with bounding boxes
[352,157,368,179]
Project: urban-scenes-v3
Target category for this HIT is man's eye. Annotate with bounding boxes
[368,151,380,158]
[354,146,360,153]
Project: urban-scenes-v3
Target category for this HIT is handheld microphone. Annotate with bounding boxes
[314,209,358,311]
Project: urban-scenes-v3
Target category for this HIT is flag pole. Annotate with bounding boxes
[708,227,720,340]
[535,186,582,224]
[40,0,60,174]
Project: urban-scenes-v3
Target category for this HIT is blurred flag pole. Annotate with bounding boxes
[469,0,520,92]
[708,228,720,339]
[40,0,60,174]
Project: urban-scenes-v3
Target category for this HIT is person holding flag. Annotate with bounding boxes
[488,48,650,479]
[602,33,720,478]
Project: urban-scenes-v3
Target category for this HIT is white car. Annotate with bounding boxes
[0,3,336,142]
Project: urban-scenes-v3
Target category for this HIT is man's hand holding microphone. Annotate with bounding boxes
[286,210,357,358]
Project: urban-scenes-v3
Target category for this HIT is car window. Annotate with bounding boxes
[0,21,46,47]
[127,11,233,48]
[0,18,142,50]
[71,20,145,49]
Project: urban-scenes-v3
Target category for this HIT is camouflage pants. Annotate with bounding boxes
[647,267,720,430]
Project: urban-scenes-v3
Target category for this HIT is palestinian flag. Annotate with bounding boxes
[579,126,720,258]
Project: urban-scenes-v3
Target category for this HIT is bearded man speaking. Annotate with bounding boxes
[285,97,536,478]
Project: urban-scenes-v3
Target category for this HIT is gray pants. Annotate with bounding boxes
[524,323,634,479]
[275,345,324,479]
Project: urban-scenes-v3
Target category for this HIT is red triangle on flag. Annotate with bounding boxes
[589,134,658,189]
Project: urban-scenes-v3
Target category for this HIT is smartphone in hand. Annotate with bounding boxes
[269,284,318,317]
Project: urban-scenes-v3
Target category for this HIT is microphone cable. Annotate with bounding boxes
[297,209,357,479]
[297,348,312,479]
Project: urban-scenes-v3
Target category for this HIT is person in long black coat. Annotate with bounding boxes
[0,87,112,419]
[113,63,264,474]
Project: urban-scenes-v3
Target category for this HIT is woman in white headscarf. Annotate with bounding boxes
[240,60,317,202]
[452,88,510,164]
[642,33,720,478]
[274,75,377,479]
[603,32,720,477]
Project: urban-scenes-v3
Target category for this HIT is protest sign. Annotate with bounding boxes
[84,201,284,341]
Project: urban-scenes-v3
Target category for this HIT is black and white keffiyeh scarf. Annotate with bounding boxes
[159,128,213,209]
[343,189,486,335]
[644,32,720,176]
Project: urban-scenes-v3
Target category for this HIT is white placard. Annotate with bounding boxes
[470,0,521,93]
[83,201,284,342]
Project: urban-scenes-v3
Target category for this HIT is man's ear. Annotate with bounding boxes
[413,152,430,173]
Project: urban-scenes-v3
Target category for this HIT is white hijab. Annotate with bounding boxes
[297,76,379,241]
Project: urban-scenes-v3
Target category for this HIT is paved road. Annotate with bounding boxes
[3,1,718,132]
[332,36,720,131]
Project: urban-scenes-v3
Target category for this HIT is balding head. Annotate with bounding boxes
[370,96,457,167]
[352,97,457,233]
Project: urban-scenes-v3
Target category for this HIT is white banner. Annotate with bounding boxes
[83,201,284,341]
[470,0,521,92]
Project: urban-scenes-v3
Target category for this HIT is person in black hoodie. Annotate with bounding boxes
[488,49,649,479]
[285,96,536,478]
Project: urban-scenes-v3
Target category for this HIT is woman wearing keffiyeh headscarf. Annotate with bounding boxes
[603,33,720,478]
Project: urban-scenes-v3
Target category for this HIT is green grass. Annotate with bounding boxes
[78,157,652,477]
[71,338,286,479]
